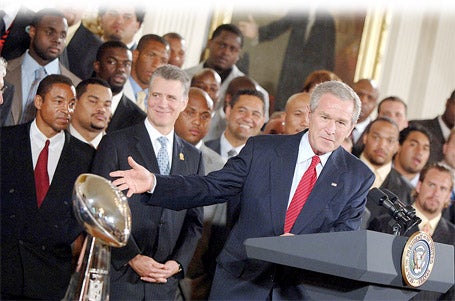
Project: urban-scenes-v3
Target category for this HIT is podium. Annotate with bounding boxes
[244,230,454,300]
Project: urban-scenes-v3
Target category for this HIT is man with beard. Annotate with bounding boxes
[4,8,80,126]
[68,78,112,148]
[93,41,146,132]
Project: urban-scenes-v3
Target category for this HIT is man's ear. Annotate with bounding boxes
[34,95,44,110]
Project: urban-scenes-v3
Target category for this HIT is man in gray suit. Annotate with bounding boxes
[4,8,80,126]
[92,65,203,300]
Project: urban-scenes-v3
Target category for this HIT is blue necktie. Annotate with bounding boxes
[21,67,47,123]
[157,136,170,175]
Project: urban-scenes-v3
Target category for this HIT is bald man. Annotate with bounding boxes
[284,92,311,135]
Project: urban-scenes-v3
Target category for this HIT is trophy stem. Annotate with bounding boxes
[63,235,112,301]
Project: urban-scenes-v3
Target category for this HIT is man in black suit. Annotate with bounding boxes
[1,74,95,300]
[0,5,35,60]
[369,163,455,301]
[410,89,455,164]
[93,41,146,132]
[92,65,204,300]
[59,7,103,79]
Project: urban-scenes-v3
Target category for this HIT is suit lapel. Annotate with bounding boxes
[170,135,187,175]
[133,123,159,173]
[291,148,347,233]
[269,133,303,235]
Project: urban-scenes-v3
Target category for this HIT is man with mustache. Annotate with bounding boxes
[3,8,80,126]
[93,41,146,132]
[68,78,112,149]
[1,74,95,300]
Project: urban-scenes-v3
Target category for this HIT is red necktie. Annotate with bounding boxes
[284,155,320,233]
[35,140,50,207]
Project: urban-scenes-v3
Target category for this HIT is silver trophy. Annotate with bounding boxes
[64,174,131,301]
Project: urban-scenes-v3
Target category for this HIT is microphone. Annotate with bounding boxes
[367,188,410,224]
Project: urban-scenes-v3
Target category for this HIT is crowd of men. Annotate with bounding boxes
[0,5,454,301]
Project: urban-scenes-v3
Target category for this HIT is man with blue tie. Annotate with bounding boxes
[109,80,375,299]
[91,64,204,300]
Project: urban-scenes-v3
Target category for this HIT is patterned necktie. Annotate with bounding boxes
[136,90,147,112]
[35,140,50,208]
[21,67,47,123]
[157,136,170,175]
[284,155,320,233]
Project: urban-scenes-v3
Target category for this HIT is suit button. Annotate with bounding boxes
[54,224,59,228]
[42,245,46,250]
[9,189,15,193]
[9,214,15,219]
[19,240,24,245]
[64,201,69,206]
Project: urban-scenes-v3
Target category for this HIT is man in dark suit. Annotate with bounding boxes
[410,89,455,164]
[93,41,146,132]
[109,80,375,299]
[0,5,35,60]
[1,74,95,300]
[59,7,103,79]
[92,65,203,300]
[0,56,15,126]
[4,8,80,126]
[369,163,455,301]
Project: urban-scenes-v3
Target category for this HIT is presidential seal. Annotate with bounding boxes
[401,231,435,287]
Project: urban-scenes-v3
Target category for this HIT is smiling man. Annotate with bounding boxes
[106,80,374,299]
[206,89,266,159]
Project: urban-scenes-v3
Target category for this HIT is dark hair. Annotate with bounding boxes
[398,124,431,146]
[98,6,146,25]
[137,34,169,52]
[36,74,74,98]
[211,24,244,47]
[449,89,455,100]
[76,78,111,99]
[377,96,408,114]
[229,89,265,111]
[95,41,130,61]
[364,116,399,134]
[301,69,341,92]
[31,8,65,27]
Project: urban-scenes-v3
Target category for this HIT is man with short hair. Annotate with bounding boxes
[98,5,145,50]
[369,163,455,301]
[190,67,221,108]
[1,74,94,300]
[377,96,408,131]
[163,32,186,69]
[92,65,204,300]
[410,89,455,164]
[68,78,112,148]
[284,92,311,135]
[185,24,270,120]
[124,34,169,110]
[206,89,266,160]
[351,78,380,156]
[107,80,375,299]
[4,8,80,126]
[93,41,146,132]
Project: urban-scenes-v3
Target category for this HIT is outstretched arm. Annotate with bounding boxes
[110,156,155,197]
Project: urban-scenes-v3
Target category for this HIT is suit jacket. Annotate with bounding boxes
[205,136,221,155]
[60,23,102,79]
[106,94,146,133]
[147,131,375,299]
[0,6,34,61]
[0,80,15,126]
[409,117,445,164]
[185,62,270,120]
[258,10,336,110]
[1,123,95,299]
[4,54,81,126]
[91,122,204,300]
[368,214,455,301]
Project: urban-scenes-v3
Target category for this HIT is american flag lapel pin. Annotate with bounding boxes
[179,153,185,161]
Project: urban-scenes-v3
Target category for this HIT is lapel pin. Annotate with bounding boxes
[331,182,337,187]
[179,153,185,161]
